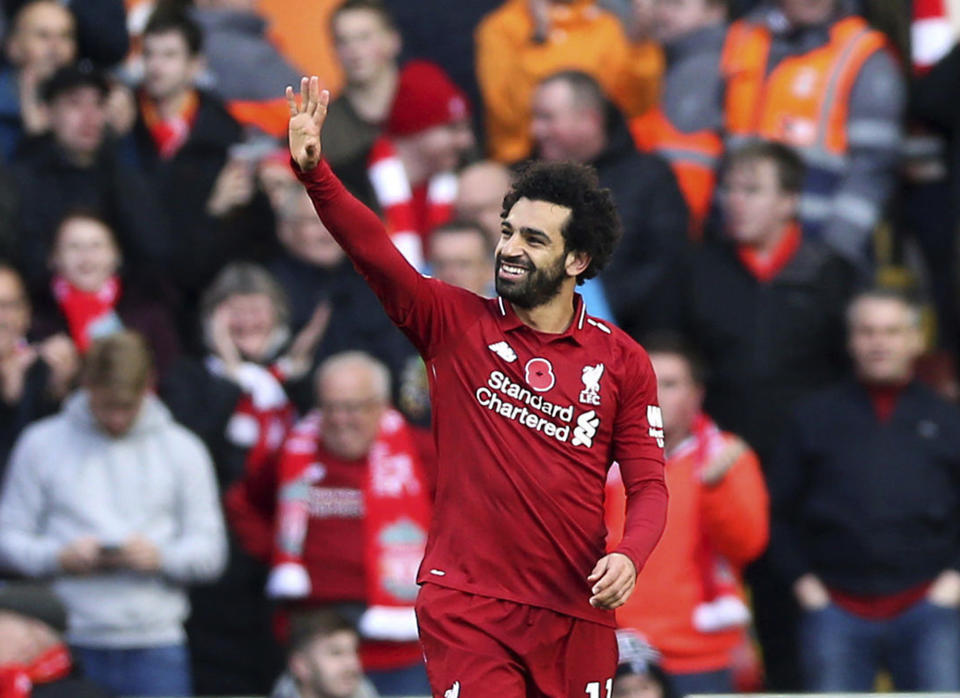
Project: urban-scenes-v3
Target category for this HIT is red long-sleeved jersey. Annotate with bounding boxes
[297,160,667,626]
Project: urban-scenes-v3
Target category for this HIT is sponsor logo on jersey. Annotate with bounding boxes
[488,341,517,363]
[525,357,555,392]
[572,410,600,447]
[474,370,600,447]
[445,681,460,698]
[579,363,604,405]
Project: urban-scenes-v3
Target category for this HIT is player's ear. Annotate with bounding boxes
[565,250,590,278]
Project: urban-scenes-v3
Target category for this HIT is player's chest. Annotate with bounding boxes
[432,326,620,448]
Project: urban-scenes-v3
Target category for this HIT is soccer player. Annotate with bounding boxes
[285,76,667,698]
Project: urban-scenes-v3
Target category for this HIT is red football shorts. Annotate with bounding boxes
[416,583,617,698]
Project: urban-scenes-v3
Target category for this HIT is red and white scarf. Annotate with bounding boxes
[367,137,456,271]
[269,408,431,640]
[52,276,123,353]
[0,645,72,698]
[913,0,956,74]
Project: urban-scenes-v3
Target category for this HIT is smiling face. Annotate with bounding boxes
[224,293,280,361]
[495,197,578,309]
[317,362,386,461]
[51,216,120,292]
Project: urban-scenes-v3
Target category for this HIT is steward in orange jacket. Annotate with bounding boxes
[718,1,904,269]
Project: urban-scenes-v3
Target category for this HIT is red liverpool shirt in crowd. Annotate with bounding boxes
[297,159,667,627]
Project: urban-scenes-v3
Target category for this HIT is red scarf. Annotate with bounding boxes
[52,276,123,353]
[140,90,199,159]
[0,645,72,698]
[272,408,431,612]
[367,137,456,270]
[736,222,802,283]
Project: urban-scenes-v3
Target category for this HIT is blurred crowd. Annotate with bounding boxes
[0,0,958,697]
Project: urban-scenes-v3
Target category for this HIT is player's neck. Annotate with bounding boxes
[511,288,578,334]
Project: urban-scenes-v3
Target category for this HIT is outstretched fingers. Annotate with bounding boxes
[285,86,298,116]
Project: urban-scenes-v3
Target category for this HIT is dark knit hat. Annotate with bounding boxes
[0,583,68,633]
[385,60,470,137]
[42,63,109,104]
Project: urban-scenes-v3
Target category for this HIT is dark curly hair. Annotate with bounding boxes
[500,161,622,285]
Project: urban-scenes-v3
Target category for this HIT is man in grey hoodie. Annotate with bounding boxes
[0,331,227,698]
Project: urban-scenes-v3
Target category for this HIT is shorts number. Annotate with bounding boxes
[585,678,612,698]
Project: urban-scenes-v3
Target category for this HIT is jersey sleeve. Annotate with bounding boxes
[295,159,479,359]
[610,347,668,573]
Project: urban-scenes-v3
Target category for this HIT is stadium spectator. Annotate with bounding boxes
[266,352,431,696]
[613,630,677,698]
[268,185,414,406]
[630,0,727,232]
[668,141,854,467]
[161,262,325,696]
[0,331,226,698]
[355,60,473,270]
[30,211,180,376]
[720,0,906,270]
[0,263,76,477]
[130,8,268,302]
[453,159,513,247]
[0,582,111,698]
[322,0,401,169]
[768,287,960,692]
[3,0,129,68]
[271,609,379,698]
[607,333,768,696]
[664,141,855,689]
[476,0,661,163]
[531,70,689,337]
[12,64,171,293]
[190,0,301,137]
[427,221,494,297]
[0,0,76,160]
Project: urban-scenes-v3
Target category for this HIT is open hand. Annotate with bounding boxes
[588,552,636,609]
[285,76,329,172]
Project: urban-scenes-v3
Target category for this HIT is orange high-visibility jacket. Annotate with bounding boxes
[630,108,723,236]
[720,15,889,178]
[475,0,661,163]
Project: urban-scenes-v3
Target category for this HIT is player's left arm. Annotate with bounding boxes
[589,348,668,610]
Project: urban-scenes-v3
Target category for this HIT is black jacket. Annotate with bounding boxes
[768,380,960,594]
[131,91,276,299]
[12,136,172,293]
[668,235,855,464]
[591,110,690,338]
[0,357,57,481]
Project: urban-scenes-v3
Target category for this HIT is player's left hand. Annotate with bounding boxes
[588,552,636,609]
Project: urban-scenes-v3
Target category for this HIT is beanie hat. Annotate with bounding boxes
[0,583,68,633]
[385,60,470,137]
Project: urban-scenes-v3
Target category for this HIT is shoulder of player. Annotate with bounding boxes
[581,314,654,383]
[423,275,492,312]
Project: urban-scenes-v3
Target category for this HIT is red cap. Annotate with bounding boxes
[385,60,471,137]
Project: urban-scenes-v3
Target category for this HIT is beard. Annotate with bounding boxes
[494,251,568,309]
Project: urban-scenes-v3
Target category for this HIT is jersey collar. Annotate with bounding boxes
[496,294,588,346]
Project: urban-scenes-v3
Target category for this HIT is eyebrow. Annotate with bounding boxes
[501,220,550,242]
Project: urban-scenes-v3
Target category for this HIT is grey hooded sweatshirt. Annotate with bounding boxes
[0,391,227,647]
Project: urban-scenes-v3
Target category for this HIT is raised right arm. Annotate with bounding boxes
[287,77,480,358]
